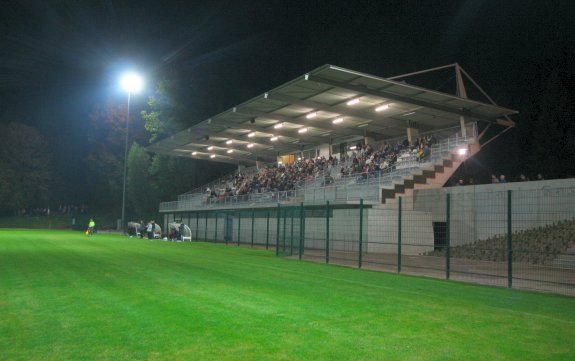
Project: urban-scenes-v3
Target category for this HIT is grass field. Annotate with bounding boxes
[1,230,574,360]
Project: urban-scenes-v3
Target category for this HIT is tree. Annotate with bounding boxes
[127,143,158,215]
[141,79,189,143]
[0,122,57,213]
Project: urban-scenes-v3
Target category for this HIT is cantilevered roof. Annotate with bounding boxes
[148,64,517,165]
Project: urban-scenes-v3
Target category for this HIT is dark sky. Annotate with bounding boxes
[1,0,574,177]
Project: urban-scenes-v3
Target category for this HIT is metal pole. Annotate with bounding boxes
[251,210,255,248]
[359,199,364,268]
[276,204,280,256]
[214,212,218,242]
[266,211,270,250]
[195,212,199,241]
[204,211,208,241]
[398,196,402,273]
[507,190,513,288]
[446,193,451,280]
[299,202,305,260]
[237,210,241,247]
[121,91,131,234]
[326,200,330,264]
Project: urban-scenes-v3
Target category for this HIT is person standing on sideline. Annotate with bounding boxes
[146,220,154,239]
[88,218,95,236]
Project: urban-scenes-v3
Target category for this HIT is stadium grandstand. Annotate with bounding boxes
[145,64,575,295]
[150,63,517,211]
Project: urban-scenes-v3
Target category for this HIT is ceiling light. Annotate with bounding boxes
[210,154,216,158]
[458,148,468,155]
[207,146,214,150]
[375,104,389,112]
[247,143,254,148]
[226,139,233,145]
[298,127,308,134]
[349,146,357,150]
[270,136,278,141]
[248,132,256,137]
[306,112,317,119]
[274,123,283,129]
[227,149,234,154]
[192,151,197,156]
[332,117,343,124]
[403,112,415,116]
[347,98,359,106]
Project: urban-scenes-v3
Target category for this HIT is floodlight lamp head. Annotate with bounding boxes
[120,73,143,93]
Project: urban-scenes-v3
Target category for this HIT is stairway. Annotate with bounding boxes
[380,140,479,207]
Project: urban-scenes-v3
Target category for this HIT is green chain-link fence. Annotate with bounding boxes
[166,187,575,296]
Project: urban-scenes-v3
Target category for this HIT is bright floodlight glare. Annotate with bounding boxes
[458,148,468,155]
[120,73,143,93]
[192,151,197,155]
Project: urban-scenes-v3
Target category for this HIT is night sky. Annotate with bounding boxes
[1,0,574,188]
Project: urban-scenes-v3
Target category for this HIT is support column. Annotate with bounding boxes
[407,126,419,145]
[455,63,468,138]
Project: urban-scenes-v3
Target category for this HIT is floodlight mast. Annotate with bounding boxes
[120,73,143,234]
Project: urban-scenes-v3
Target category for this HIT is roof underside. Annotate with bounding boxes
[148,64,517,165]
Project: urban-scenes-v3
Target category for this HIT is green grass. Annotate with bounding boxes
[1,230,574,360]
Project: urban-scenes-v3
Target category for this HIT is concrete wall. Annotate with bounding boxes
[411,178,575,246]
[167,178,575,255]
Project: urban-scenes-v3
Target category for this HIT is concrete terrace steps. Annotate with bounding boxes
[380,153,463,206]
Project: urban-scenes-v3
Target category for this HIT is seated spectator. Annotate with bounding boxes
[491,174,500,184]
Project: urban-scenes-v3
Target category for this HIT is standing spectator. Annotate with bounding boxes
[87,219,95,236]
[499,175,507,183]
[146,220,154,239]
[491,174,500,184]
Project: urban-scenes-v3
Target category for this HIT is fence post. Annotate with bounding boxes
[398,196,402,273]
[290,207,294,256]
[359,198,364,269]
[237,210,241,247]
[299,202,305,260]
[276,204,280,256]
[507,190,513,288]
[283,208,287,253]
[326,200,330,264]
[204,212,208,241]
[214,212,218,242]
[446,193,451,280]
[251,210,255,248]
[225,213,229,245]
[266,211,270,250]
[195,212,199,241]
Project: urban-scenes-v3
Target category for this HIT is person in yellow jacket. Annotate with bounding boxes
[87,219,95,236]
